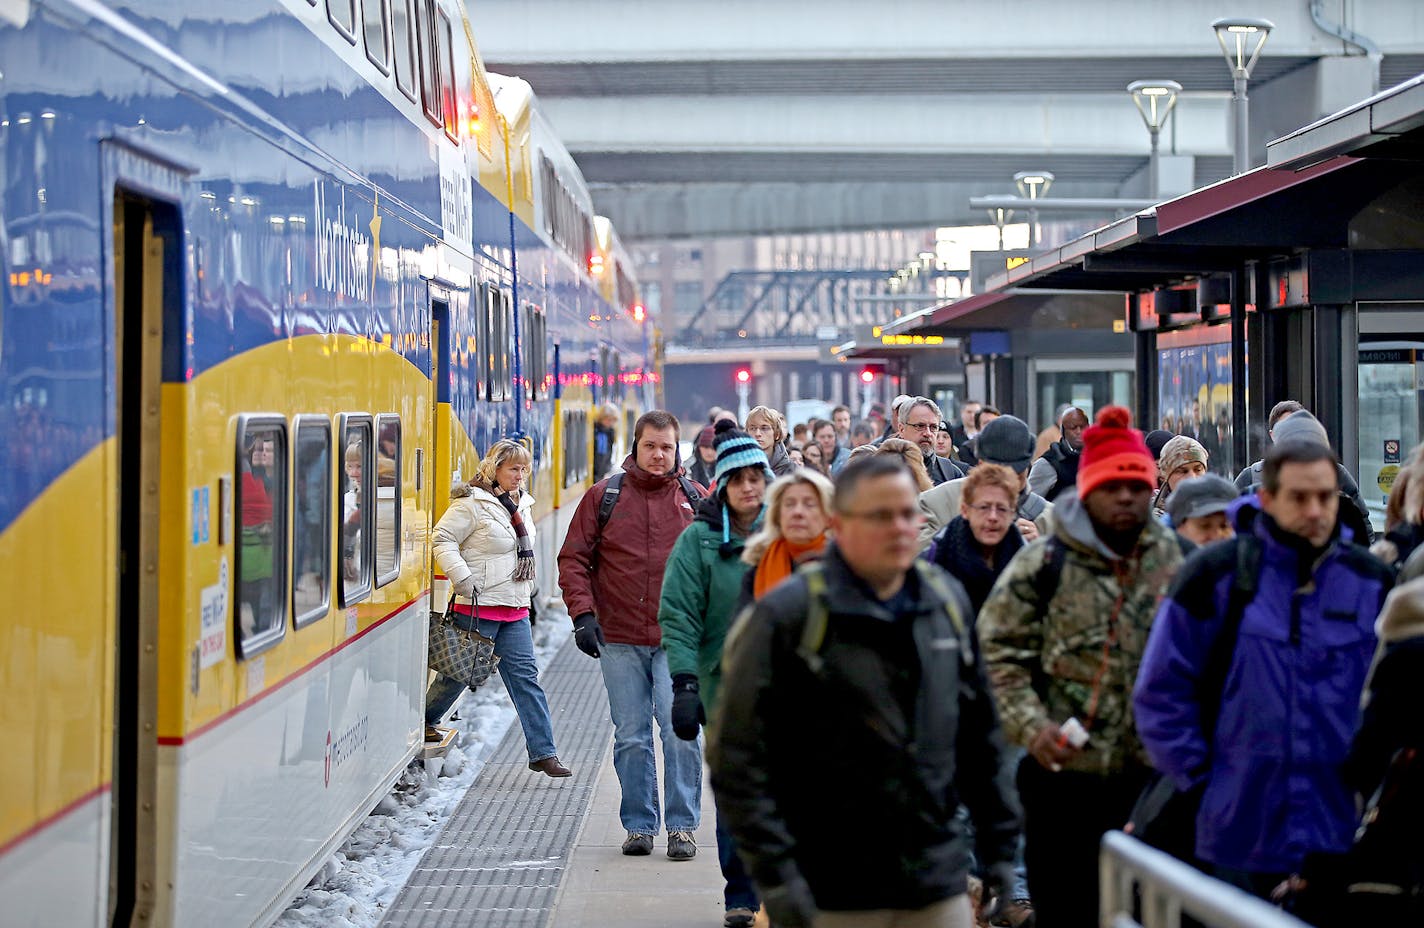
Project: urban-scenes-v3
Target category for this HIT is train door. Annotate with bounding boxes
[429,291,451,607]
[110,190,178,926]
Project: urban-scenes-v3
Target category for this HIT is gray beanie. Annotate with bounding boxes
[975,415,1036,473]
[1273,410,1330,448]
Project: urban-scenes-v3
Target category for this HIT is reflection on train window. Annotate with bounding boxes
[236,417,288,658]
[375,414,402,587]
[361,0,390,74]
[437,10,458,141]
[341,415,374,606]
[413,0,440,128]
[563,408,588,487]
[293,417,332,627]
[326,0,357,39]
[391,0,416,101]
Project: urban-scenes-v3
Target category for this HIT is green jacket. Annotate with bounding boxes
[977,491,1184,775]
[658,496,760,715]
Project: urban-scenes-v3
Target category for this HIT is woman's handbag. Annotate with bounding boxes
[427,588,500,689]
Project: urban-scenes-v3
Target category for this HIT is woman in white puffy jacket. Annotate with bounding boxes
[426,439,570,778]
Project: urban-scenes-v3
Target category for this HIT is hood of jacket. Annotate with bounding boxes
[450,480,535,510]
[1051,489,1157,562]
[620,453,688,492]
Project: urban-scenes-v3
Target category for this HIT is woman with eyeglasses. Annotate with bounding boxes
[928,463,1026,616]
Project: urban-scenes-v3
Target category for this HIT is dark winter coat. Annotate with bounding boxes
[1134,498,1393,873]
[593,422,616,480]
[767,441,795,477]
[688,456,717,491]
[928,516,1024,617]
[708,545,1020,912]
[926,453,964,487]
[557,455,702,646]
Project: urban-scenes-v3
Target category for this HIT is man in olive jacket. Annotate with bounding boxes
[709,456,1020,928]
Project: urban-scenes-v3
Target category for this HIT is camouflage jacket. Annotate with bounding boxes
[977,492,1184,775]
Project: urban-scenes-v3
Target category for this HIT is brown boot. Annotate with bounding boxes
[528,756,572,777]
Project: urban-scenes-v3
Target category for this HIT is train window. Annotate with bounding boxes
[340,415,374,606]
[375,415,402,587]
[413,0,441,128]
[437,10,458,142]
[293,417,332,628]
[496,288,512,402]
[477,283,493,401]
[326,0,357,40]
[235,416,289,658]
[391,0,416,101]
[360,0,390,74]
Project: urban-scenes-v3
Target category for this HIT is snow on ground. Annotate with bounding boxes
[275,614,573,928]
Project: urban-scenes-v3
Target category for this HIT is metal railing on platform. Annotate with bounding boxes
[1100,832,1310,928]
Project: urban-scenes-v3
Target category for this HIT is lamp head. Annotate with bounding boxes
[1013,171,1055,199]
[1211,17,1274,78]
[1127,79,1182,131]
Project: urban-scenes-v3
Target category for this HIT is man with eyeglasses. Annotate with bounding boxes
[978,406,1185,928]
[899,396,964,486]
[710,456,1021,928]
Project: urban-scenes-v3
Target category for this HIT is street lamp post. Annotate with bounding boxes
[1013,171,1054,247]
[982,194,1016,250]
[1211,17,1273,175]
[1127,79,1182,199]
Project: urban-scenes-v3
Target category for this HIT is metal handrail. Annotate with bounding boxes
[1100,832,1310,928]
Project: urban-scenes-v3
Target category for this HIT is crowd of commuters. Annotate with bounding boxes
[422,389,1421,928]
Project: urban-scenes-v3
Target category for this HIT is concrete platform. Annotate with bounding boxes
[382,637,743,928]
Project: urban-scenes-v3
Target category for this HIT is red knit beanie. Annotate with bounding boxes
[1077,406,1157,496]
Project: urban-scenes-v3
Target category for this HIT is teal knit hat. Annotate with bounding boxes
[712,419,774,489]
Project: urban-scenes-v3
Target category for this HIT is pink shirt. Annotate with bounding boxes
[451,602,529,623]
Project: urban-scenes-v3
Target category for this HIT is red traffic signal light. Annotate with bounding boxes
[631,303,646,323]
[735,368,751,385]
[860,367,877,384]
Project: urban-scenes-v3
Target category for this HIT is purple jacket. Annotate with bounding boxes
[1134,498,1392,872]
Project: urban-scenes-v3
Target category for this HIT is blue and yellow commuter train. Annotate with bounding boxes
[0,1,650,924]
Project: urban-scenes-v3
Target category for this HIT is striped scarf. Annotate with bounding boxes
[477,476,536,582]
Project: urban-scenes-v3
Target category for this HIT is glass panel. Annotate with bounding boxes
[438,11,457,140]
[293,419,331,626]
[341,417,373,604]
[376,415,401,585]
[1358,347,1424,533]
[391,0,416,99]
[326,0,356,37]
[237,420,287,654]
[1156,342,1233,476]
[414,0,440,126]
[361,0,389,72]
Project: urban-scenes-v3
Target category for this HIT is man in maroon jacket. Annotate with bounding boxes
[558,410,706,859]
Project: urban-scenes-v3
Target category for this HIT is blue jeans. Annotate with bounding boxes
[598,643,702,834]
[425,615,558,763]
[716,801,759,912]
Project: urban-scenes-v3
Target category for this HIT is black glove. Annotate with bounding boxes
[761,875,818,928]
[670,673,705,741]
[572,613,604,659]
[979,861,1021,925]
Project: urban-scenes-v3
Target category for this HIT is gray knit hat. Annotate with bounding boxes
[1272,410,1330,448]
[975,415,1036,473]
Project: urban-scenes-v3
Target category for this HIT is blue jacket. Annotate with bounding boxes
[1134,497,1392,873]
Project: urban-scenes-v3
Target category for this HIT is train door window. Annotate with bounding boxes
[360,0,390,74]
[326,0,357,40]
[236,416,289,657]
[292,417,332,628]
[375,415,402,586]
[479,283,496,401]
[413,0,441,128]
[437,9,458,142]
[488,287,511,402]
[390,0,417,101]
[340,414,374,606]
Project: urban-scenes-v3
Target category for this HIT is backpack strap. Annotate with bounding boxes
[1032,536,1068,625]
[1196,534,1263,751]
[798,563,830,673]
[677,475,704,507]
[596,472,624,530]
[914,562,975,668]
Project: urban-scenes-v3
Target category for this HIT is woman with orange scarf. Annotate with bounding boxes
[737,469,836,611]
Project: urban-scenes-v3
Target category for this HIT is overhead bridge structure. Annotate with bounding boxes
[477,0,1424,239]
